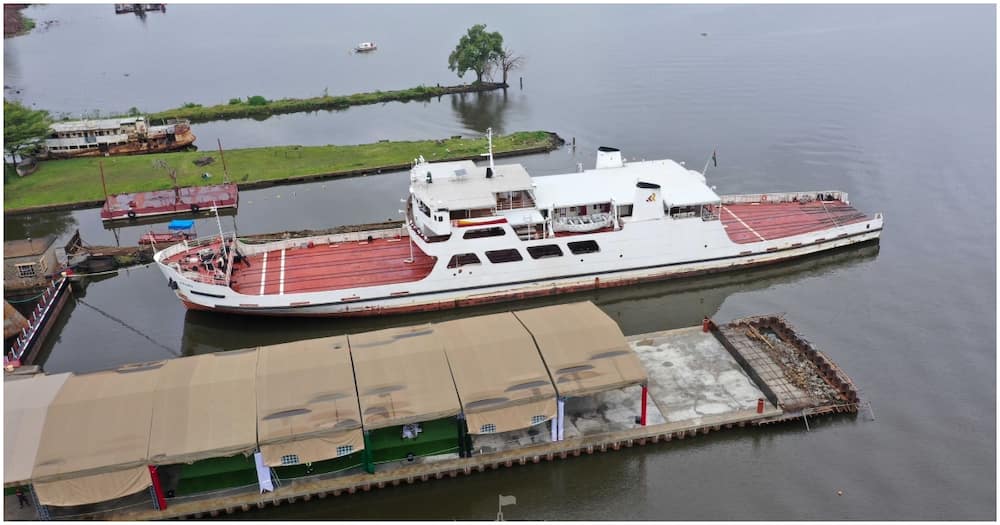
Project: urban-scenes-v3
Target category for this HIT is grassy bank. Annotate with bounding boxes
[3,131,558,212]
[146,83,506,124]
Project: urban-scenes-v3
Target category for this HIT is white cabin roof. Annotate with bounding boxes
[533,159,720,209]
[410,161,534,210]
[50,117,144,134]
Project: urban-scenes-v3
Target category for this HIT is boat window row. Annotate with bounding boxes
[463,226,506,239]
[445,240,601,268]
[52,129,122,138]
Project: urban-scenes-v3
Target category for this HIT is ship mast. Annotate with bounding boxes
[99,160,110,203]
[487,127,495,173]
[217,138,231,184]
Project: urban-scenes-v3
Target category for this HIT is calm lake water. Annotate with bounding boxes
[3,4,995,520]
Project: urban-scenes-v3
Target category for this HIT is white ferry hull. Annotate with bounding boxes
[158,218,882,318]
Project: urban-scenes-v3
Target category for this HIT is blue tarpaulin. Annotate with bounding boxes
[167,219,195,231]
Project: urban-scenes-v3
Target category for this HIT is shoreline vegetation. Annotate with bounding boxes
[3,131,562,214]
[143,82,509,124]
[3,4,33,38]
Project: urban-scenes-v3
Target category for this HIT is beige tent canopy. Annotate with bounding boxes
[4,373,70,487]
[31,363,164,506]
[437,313,557,435]
[256,336,363,467]
[349,324,461,430]
[148,349,258,465]
[514,301,647,397]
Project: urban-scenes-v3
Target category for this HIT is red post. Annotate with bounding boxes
[756,398,765,414]
[640,384,648,426]
[148,465,167,510]
[702,317,711,333]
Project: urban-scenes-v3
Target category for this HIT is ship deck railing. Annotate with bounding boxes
[721,190,849,206]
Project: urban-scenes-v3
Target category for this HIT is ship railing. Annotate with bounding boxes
[721,191,849,206]
[235,227,408,256]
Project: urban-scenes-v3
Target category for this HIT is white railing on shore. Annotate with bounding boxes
[721,191,848,206]
[9,276,67,361]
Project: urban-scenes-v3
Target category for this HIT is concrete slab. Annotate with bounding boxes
[471,423,552,454]
[563,384,666,438]
[628,327,770,426]
[4,493,39,521]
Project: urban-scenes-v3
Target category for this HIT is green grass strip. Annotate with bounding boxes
[146,83,505,124]
[3,131,556,211]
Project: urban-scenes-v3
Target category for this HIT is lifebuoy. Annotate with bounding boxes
[127,209,137,219]
[190,204,200,213]
[760,195,768,202]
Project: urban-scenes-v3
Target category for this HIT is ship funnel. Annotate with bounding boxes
[596,147,624,169]
[632,181,664,221]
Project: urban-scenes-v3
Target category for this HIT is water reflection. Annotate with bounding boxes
[178,242,879,355]
[3,210,78,240]
[450,90,512,134]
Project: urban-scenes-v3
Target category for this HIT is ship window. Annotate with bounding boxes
[617,204,633,218]
[485,249,523,263]
[527,245,563,259]
[480,423,497,434]
[464,227,506,239]
[336,445,354,457]
[568,240,600,254]
[447,253,481,268]
[280,454,300,466]
[16,263,37,278]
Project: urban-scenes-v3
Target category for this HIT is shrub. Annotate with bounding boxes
[247,96,269,106]
[228,98,242,105]
[182,102,202,108]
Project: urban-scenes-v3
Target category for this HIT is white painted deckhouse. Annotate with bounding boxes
[154,131,884,317]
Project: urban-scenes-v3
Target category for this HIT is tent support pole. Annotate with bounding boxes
[363,431,375,474]
[29,484,50,520]
[641,384,648,426]
[148,465,167,510]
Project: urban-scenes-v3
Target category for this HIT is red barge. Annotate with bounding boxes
[98,159,238,223]
[100,183,239,222]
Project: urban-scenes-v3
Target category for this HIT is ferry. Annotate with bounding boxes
[153,131,883,317]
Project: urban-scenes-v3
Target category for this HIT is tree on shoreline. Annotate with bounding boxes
[3,100,50,177]
[448,24,504,85]
[495,48,525,86]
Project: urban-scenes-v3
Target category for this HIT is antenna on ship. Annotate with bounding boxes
[701,148,718,177]
[483,127,495,178]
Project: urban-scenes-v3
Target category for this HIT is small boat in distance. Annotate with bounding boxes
[355,41,377,53]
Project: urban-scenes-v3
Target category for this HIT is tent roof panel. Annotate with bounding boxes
[148,349,258,464]
[437,312,555,424]
[256,336,362,447]
[349,324,461,429]
[3,373,70,485]
[32,364,162,481]
[514,302,647,397]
